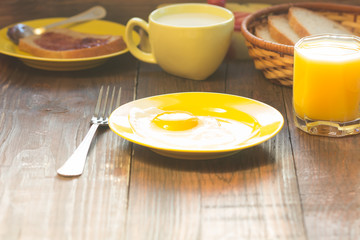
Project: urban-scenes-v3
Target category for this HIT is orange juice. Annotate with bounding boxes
[293,35,360,122]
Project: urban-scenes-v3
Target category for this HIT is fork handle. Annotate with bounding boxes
[57,123,100,177]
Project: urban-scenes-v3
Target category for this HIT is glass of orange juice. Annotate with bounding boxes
[293,34,360,137]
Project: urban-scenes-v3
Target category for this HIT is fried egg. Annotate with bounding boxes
[129,107,259,150]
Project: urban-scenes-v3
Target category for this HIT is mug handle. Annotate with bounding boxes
[125,18,156,64]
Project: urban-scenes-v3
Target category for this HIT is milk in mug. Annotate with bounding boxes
[156,13,228,27]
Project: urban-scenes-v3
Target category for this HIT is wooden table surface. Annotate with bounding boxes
[0,0,359,239]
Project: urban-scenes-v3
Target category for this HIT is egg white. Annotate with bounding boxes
[129,107,258,150]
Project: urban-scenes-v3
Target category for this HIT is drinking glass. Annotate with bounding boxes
[293,34,360,137]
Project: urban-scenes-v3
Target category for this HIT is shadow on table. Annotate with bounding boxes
[133,144,276,174]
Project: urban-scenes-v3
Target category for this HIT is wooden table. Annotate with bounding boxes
[0,0,359,239]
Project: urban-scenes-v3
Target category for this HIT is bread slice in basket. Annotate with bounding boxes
[268,14,300,45]
[288,7,352,37]
[18,28,126,58]
[255,23,276,42]
[253,6,353,46]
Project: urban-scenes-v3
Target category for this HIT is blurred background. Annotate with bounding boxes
[1,0,358,29]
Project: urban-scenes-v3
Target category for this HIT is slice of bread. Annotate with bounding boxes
[255,23,276,42]
[18,28,126,59]
[268,14,300,45]
[288,7,351,37]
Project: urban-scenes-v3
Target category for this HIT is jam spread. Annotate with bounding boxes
[34,32,109,51]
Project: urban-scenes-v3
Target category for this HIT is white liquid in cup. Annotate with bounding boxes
[155,13,227,27]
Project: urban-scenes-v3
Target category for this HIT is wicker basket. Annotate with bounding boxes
[241,2,360,87]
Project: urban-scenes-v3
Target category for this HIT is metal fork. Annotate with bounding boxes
[57,86,121,177]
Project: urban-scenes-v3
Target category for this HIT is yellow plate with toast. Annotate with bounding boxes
[0,18,140,71]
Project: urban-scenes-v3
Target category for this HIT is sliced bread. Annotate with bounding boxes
[288,7,351,37]
[268,14,301,45]
[255,23,276,42]
[18,28,126,59]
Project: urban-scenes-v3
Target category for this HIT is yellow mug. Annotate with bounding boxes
[124,3,234,80]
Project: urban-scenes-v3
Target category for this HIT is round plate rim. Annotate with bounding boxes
[109,92,284,157]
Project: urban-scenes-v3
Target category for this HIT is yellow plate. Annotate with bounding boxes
[0,18,140,71]
[109,92,284,160]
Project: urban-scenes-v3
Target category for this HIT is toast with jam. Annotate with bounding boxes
[18,28,126,58]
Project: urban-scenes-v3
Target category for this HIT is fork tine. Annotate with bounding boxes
[94,85,104,118]
[101,86,110,118]
[115,87,122,110]
[106,87,122,119]
[107,86,116,117]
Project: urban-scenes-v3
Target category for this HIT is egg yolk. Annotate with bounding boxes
[152,111,199,131]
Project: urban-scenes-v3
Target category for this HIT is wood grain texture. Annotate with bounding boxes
[0,1,359,240]
[0,55,137,239]
[283,89,360,240]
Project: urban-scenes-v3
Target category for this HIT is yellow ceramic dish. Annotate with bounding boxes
[109,92,284,160]
[0,18,140,71]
